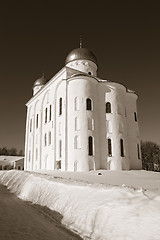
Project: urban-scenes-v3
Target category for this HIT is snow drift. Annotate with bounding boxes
[0,170,160,240]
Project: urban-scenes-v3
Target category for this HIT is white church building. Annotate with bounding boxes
[24,47,142,171]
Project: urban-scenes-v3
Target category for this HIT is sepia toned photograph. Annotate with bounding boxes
[0,1,160,239]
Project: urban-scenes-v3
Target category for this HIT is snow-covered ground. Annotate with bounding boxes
[0,170,160,240]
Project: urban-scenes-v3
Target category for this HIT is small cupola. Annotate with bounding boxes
[33,74,47,95]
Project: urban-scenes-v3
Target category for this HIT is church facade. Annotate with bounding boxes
[24,47,142,171]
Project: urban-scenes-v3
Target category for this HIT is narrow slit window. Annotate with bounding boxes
[106,102,111,113]
[137,143,140,159]
[59,98,62,115]
[45,108,47,123]
[48,131,51,145]
[120,139,124,157]
[49,105,52,121]
[30,119,32,132]
[44,133,47,146]
[59,140,62,158]
[36,114,38,128]
[86,98,92,111]
[88,136,93,156]
[108,138,112,156]
[134,112,137,122]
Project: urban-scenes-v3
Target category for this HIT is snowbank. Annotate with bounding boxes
[0,170,160,240]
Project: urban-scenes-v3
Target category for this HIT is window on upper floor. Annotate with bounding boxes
[88,136,94,156]
[44,133,47,146]
[106,102,111,113]
[108,138,112,156]
[48,131,51,145]
[49,105,52,121]
[59,98,62,115]
[120,139,125,157]
[86,98,92,111]
[36,114,38,129]
[45,108,47,123]
[30,119,32,132]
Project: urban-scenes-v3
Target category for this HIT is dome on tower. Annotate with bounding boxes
[33,74,47,87]
[65,48,97,65]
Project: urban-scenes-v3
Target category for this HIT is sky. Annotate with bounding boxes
[0,0,160,152]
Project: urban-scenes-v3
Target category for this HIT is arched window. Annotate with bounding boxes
[45,108,47,123]
[120,139,124,157]
[59,98,62,115]
[49,105,52,121]
[88,136,93,156]
[36,114,38,128]
[86,98,92,111]
[108,138,112,156]
[106,102,111,113]
[134,112,137,122]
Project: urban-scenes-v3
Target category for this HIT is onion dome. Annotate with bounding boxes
[65,48,97,65]
[33,74,47,87]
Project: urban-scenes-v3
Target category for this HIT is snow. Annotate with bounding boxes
[0,170,160,240]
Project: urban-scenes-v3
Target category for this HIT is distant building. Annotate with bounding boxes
[0,156,24,170]
[24,47,142,171]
